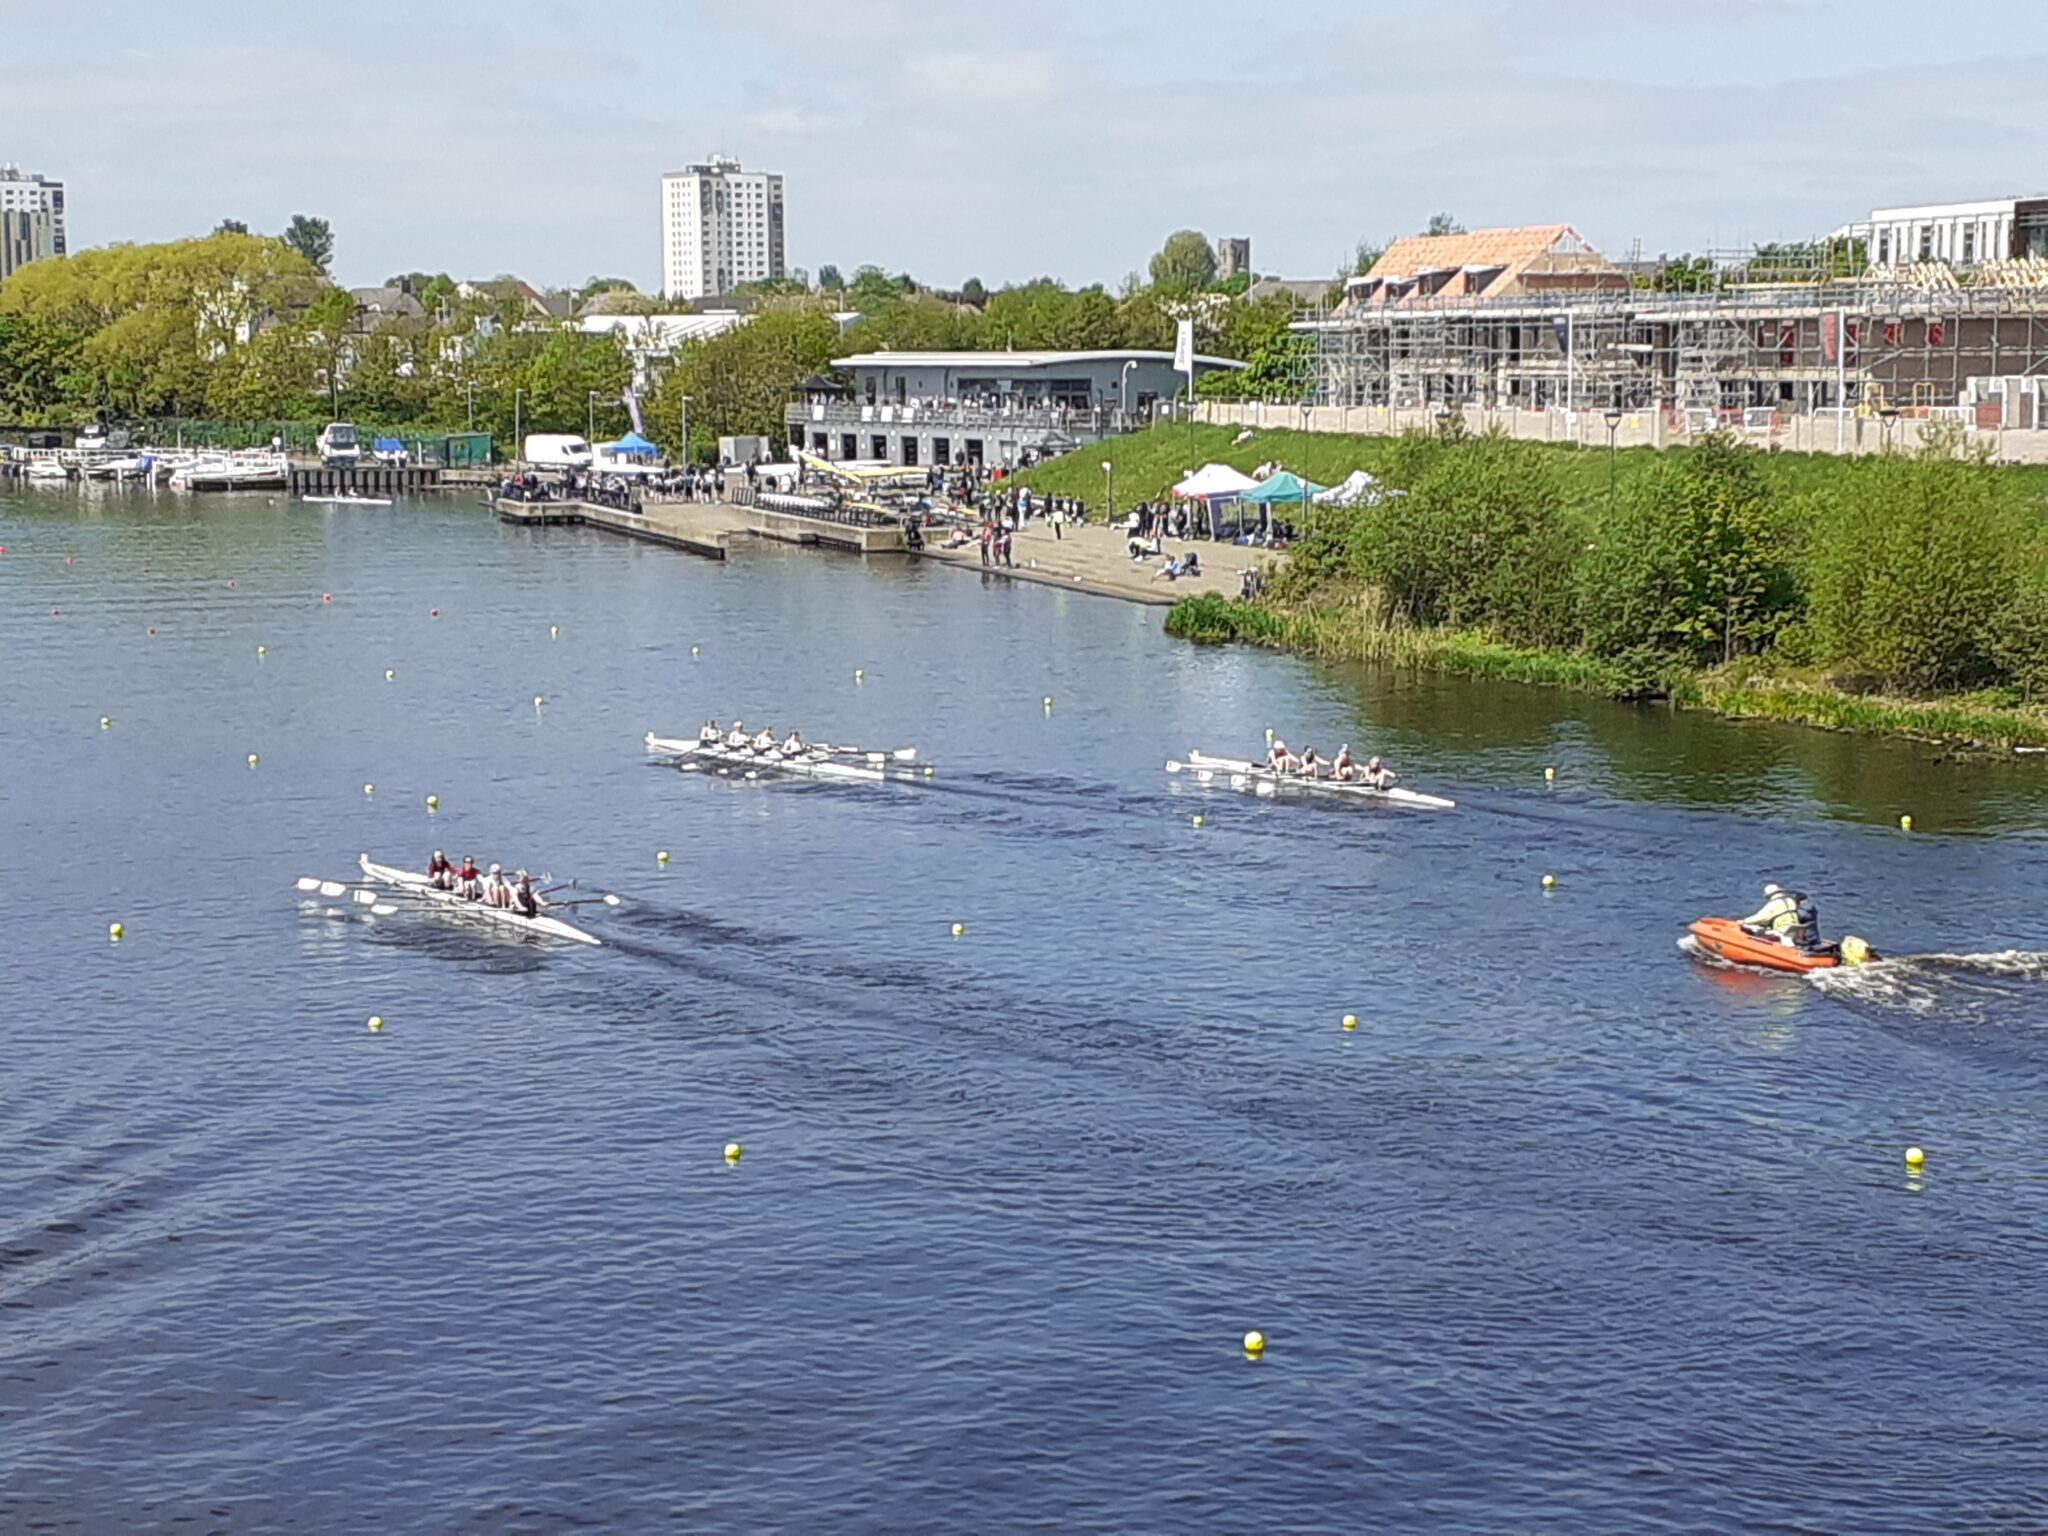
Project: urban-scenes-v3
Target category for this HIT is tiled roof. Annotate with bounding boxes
[1347,225,1621,309]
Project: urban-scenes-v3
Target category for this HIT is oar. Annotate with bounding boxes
[811,742,918,761]
[549,894,622,909]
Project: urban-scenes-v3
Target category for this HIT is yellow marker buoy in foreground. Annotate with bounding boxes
[1541,873,1556,889]
[1192,814,1204,828]
[1545,766,1556,782]
[257,645,267,657]
[1342,1014,1358,1031]
[1900,814,1914,831]
[550,625,559,638]
[951,922,965,937]
[855,669,864,682]
[100,716,111,729]
[108,921,124,941]
[1243,1330,1265,1358]
[690,645,700,657]
[1905,1145,1925,1169]
[657,849,670,866]
[724,1141,742,1163]
[1043,695,1053,709]
[247,752,260,767]
[367,1015,384,1033]
[385,669,395,681]
[923,765,935,779]
[533,695,544,708]
[363,783,375,795]
[426,794,439,811]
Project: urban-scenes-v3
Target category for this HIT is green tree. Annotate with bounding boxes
[1988,584,2048,698]
[1148,230,1217,292]
[1424,212,1466,237]
[1579,435,1794,666]
[644,304,841,462]
[580,276,638,297]
[1805,453,2023,689]
[816,263,844,291]
[214,218,249,236]
[281,214,335,275]
[960,277,986,305]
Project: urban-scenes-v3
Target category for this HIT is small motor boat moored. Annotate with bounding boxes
[1687,917,1877,974]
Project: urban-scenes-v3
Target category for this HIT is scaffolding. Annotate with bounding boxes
[1299,257,2048,430]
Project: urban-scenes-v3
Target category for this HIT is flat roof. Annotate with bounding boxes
[829,349,1243,370]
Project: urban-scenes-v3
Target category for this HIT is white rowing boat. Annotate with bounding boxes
[302,494,393,507]
[1168,750,1456,810]
[357,854,603,944]
[645,733,919,784]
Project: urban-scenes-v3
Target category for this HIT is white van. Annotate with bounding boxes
[317,422,361,468]
[523,433,593,471]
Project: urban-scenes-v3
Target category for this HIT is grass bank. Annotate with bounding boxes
[1166,594,2048,750]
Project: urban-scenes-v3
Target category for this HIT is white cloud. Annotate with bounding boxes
[902,53,1056,106]
[747,107,831,135]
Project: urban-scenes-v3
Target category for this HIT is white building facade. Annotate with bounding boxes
[660,157,785,301]
[0,164,66,281]
[1853,196,2048,268]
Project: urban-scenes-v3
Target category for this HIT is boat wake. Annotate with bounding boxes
[1806,950,2048,1015]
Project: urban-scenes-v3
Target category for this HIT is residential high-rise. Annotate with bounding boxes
[0,164,66,282]
[660,156,785,301]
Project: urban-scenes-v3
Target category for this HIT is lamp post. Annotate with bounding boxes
[465,377,475,432]
[1879,405,1900,455]
[514,388,526,465]
[679,393,693,467]
[1603,407,1624,514]
[1102,459,1114,527]
[1120,360,1138,419]
[587,389,599,444]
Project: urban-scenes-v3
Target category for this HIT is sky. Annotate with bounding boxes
[8,0,2047,291]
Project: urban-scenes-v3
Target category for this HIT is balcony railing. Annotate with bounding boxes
[786,400,1151,436]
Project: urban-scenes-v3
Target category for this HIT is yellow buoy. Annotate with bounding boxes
[1541,873,1556,889]
[951,922,964,937]
[1904,1145,1925,1169]
[690,645,700,657]
[1243,1330,1265,1358]
[855,669,864,682]
[247,752,260,767]
[363,783,375,795]
[1192,814,1204,828]
[533,695,544,708]
[385,669,395,681]
[657,849,670,865]
[367,1015,384,1033]
[549,625,558,638]
[923,766,935,779]
[108,921,124,941]
[724,1141,742,1163]
[425,794,439,811]
[1264,728,1274,742]
[100,716,111,729]
[1544,766,1556,782]
[257,645,267,657]
[1043,695,1053,709]
[1899,814,1914,831]
[1342,1013,1358,1030]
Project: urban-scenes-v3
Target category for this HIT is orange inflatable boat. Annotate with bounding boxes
[1686,917,1877,974]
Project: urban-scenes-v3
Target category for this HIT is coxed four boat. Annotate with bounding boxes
[645,733,920,784]
[1166,750,1456,810]
[358,854,602,945]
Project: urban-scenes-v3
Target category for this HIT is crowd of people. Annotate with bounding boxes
[1264,739,1398,789]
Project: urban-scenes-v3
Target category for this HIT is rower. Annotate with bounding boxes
[482,863,511,909]
[752,725,777,753]
[1330,745,1357,782]
[781,728,805,757]
[724,721,749,749]
[698,719,721,745]
[1267,737,1299,774]
[1298,745,1324,779]
[456,854,482,900]
[512,869,541,918]
[427,849,455,891]
[1363,754,1398,790]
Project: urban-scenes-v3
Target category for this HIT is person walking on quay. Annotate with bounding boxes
[979,522,993,567]
[1000,524,1015,568]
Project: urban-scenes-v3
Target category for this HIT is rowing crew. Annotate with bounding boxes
[1265,739,1397,788]
[425,852,545,915]
[698,719,808,758]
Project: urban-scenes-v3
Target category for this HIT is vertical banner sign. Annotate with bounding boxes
[1173,318,1194,374]
[1821,313,1840,365]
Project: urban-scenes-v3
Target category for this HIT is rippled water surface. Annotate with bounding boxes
[3,491,2045,1533]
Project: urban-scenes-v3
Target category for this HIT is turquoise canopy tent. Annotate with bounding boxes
[1241,469,1326,536]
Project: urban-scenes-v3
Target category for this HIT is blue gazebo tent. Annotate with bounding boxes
[606,431,659,459]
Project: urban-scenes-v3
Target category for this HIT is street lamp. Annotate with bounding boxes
[679,394,693,467]
[1102,459,1114,526]
[1120,360,1139,417]
[514,388,526,465]
[1879,405,1900,454]
[1603,407,1624,514]
[587,389,600,444]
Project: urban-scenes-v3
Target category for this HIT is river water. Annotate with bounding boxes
[3,490,2045,1533]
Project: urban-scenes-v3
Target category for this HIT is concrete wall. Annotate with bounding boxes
[1195,400,2048,465]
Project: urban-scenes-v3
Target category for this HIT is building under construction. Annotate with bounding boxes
[1298,225,2048,431]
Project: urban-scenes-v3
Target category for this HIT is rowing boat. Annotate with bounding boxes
[302,494,393,507]
[1168,750,1456,810]
[645,733,918,784]
[357,854,602,944]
